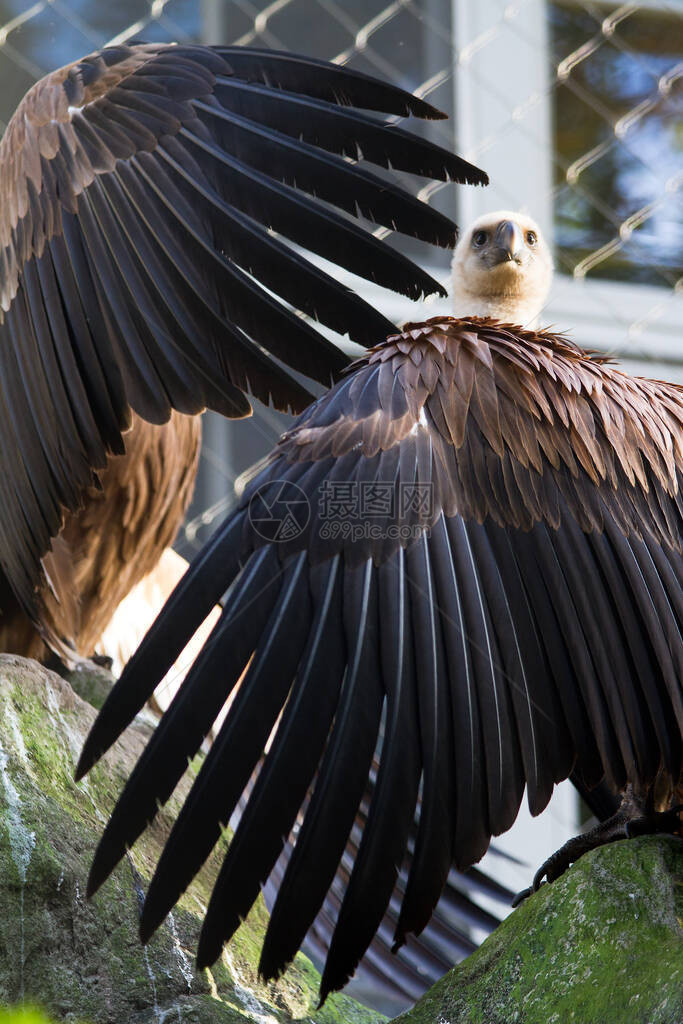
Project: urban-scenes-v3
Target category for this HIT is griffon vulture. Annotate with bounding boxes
[0,42,487,662]
[78,209,682,1003]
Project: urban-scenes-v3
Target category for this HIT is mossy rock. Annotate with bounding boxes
[4,653,680,1024]
[0,655,383,1024]
[394,833,683,1024]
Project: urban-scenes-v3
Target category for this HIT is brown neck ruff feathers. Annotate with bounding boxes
[277,317,682,553]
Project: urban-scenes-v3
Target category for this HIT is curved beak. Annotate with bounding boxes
[493,220,524,263]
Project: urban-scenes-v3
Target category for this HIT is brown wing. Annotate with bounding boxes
[78,317,682,1001]
[0,44,487,642]
[0,413,200,660]
[259,761,513,1017]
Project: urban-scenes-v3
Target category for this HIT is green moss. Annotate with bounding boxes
[0,656,382,1024]
[395,836,683,1024]
[223,892,385,1024]
[6,657,682,1024]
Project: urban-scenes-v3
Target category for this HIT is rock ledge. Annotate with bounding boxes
[395,830,683,1024]
[0,655,382,1024]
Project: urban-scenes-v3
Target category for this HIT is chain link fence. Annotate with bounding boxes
[0,0,680,969]
[0,1,679,1008]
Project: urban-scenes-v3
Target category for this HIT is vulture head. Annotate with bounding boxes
[451,210,553,327]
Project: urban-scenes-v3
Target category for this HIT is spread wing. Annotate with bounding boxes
[78,317,683,1000]
[260,771,514,1016]
[0,43,487,639]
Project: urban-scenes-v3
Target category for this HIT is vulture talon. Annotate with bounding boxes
[511,885,534,908]
[516,790,683,908]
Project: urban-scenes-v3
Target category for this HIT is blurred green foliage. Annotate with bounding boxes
[0,1009,63,1024]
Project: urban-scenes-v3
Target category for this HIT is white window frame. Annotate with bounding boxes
[451,0,682,381]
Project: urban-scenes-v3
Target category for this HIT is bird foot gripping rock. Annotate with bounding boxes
[513,788,683,907]
[394,833,683,1024]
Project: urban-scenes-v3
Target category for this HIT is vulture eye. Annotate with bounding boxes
[526,230,537,246]
[472,230,488,247]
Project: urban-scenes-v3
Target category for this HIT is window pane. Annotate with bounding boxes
[551,1,682,286]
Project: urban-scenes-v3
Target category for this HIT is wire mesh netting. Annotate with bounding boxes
[0,3,679,1009]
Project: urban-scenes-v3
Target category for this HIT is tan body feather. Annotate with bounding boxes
[0,412,200,660]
